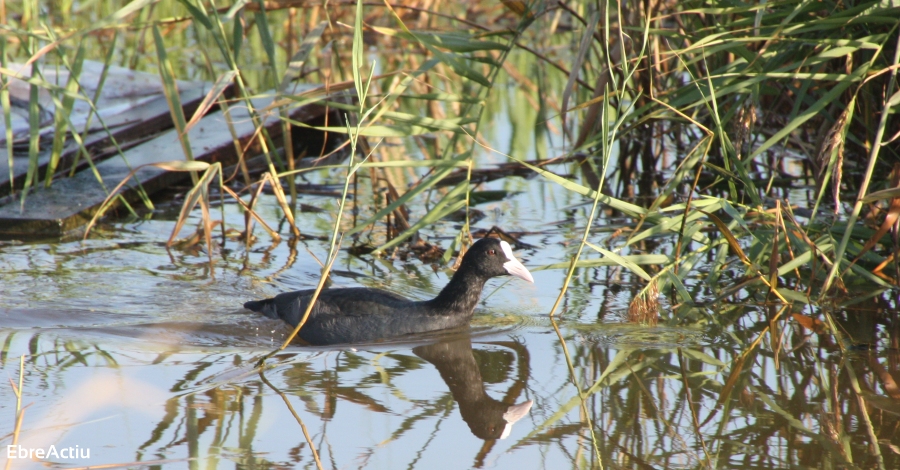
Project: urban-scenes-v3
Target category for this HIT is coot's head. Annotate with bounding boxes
[461,238,534,283]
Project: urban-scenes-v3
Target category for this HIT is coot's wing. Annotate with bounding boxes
[244,287,410,327]
[310,288,411,318]
[298,288,429,345]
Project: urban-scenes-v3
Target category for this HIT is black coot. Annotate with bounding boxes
[243,237,533,345]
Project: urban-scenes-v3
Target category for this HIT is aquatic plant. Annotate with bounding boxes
[2,2,900,468]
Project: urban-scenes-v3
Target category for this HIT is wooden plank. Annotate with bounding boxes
[0,84,225,198]
[0,96,339,238]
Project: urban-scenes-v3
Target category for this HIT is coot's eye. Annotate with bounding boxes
[488,249,496,255]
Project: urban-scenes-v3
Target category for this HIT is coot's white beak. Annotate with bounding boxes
[500,241,534,283]
[499,399,534,439]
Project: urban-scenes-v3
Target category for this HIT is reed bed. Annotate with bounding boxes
[3,0,896,303]
[2,1,900,467]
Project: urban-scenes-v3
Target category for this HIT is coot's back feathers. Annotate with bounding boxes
[243,237,533,345]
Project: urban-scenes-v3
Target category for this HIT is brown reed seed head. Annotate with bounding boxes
[628,279,660,325]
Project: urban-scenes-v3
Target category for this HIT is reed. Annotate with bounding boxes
[1,3,899,465]
[554,0,900,305]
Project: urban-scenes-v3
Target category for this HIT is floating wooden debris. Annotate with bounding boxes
[1,61,212,144]
[1,61,230,196]
[0,85,218,197]
[0,62,345,239]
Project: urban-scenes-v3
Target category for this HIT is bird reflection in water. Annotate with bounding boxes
[413,335,533,441]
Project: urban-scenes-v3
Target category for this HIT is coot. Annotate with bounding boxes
[243,237,533,345]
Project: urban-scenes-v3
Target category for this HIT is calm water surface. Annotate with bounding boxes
[2,90,899,469]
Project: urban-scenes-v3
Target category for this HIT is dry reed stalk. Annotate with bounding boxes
[627,277,659,325]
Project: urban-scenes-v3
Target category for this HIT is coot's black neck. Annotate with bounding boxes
[424,265,488,317]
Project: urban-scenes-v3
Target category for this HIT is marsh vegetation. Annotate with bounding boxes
[1,0,900,468]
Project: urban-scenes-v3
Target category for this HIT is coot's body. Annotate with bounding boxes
[244,238,533,345]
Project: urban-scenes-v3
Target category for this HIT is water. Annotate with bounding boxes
[2,90,899,470]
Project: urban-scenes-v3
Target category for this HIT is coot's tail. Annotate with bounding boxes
[243,298,279,320]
